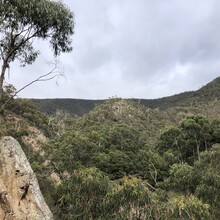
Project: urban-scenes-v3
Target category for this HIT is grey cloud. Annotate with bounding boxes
[8,0,220,99]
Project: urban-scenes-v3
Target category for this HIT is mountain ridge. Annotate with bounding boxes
[2,76,220,219]
[31,76,220,116]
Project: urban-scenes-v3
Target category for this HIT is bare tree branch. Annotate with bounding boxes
[0,62,63,112]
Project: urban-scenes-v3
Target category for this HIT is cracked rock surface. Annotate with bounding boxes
[0,136,53,220]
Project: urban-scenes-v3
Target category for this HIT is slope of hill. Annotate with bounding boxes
[31,77,220,116]
[0,97,55,219]
[31,98,104,116]
[1,77,220,219]
[141,76,220,109]
[43,96,220,219]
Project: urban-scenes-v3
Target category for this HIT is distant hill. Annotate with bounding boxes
[31,77,220,116]
[31,98,104,116]
[140,76,220,109]
[3,76,220,220]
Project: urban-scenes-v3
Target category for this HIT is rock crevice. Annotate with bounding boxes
[0,136,53,220]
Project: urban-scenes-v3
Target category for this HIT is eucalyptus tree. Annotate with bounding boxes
[194,144,220,218]
[157,115,213,164]
[0,0,74,94]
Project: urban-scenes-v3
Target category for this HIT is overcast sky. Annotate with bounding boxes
[8,0,220,99]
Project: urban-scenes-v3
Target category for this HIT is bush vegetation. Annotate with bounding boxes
[1,78,220,219]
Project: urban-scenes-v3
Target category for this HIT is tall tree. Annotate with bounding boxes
[157,115,213,164]
[0,0,74,94]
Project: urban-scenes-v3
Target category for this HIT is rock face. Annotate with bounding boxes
[0,136,53,220]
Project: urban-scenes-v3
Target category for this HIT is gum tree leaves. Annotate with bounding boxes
[0,0,74,92]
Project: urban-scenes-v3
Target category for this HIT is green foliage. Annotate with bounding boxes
[1,97,52,136]
[47,100,169,183]
[45,99,218,219]
[194,144,220,218]
[0,0,74,60]
[0,0,74,93]
[167,195,210,220]
[32,98,104,117]
[161,163,196,194]
[50,131,98,172]
[211,119,220,142]
[2,92,220,219]
[109,176,154,219]
[55,167,112,220]
[55,169,211,220]
[31,77,220,116]
[157,115,215,164]
[37,175,57,210]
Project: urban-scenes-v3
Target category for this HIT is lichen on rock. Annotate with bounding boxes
[0,136,53,220]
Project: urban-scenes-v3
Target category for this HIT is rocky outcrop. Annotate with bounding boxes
[0,136,53,220]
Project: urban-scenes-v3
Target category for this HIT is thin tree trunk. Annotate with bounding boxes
[0,61,8,95]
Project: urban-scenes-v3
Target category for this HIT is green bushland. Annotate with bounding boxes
[1,80,220,219]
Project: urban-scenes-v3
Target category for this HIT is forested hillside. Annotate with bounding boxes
[42,97,220,219]
[1,0,219,219]
[32,76,220,116]
[1,77,220,219]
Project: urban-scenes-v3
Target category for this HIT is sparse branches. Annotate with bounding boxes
[0,61,63,112]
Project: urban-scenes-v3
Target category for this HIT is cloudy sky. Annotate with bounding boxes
[8,0,220,99]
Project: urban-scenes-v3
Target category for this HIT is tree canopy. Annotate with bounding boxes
[0,0,74,93]
[2,97,220,219]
